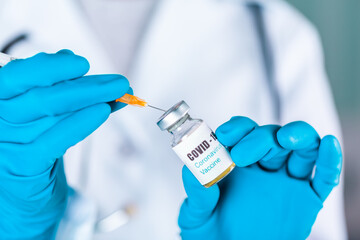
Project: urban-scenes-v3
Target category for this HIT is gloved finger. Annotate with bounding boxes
[56,49,75,55]
[179,166,220,229]
[0,50,89,99]
[0,157,66,206]
[215,116,257,147]
[0,103,111,176]
[0,74,129,123]
[277,121,320,179]
[311,135,342,201]
[230,125,288,168]
[108,87,133,113]
[258,150,289,171]
[0,113,71,144]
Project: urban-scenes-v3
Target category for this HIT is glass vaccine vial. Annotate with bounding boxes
[157,101,235,188]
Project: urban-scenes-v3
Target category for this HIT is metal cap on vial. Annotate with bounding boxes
[157,100,190,131]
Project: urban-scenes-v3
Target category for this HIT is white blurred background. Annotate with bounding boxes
[286,1,360,239]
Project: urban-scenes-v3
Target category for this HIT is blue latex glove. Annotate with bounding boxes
[0,50,130,239]
[179,116,342,240]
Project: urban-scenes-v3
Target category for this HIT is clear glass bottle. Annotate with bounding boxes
[157,101,235,188]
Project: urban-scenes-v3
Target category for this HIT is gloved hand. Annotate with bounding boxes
[178,116,342,240]
[0,50,130,239]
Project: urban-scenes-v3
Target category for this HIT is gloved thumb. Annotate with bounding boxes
[178,166,219,239]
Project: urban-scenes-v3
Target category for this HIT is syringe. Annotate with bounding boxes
[0,52,165,112]
[115,94,165,111]
[0,52,16,66]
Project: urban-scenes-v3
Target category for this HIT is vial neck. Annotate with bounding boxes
[168,114,190,134]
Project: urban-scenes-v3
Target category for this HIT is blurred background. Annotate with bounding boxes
[286,1,360,239]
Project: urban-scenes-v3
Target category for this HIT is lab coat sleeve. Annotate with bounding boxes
[56,187,97,240]
[268,2,347,239]
[56,138,98,240]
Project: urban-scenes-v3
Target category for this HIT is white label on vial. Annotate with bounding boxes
[172,122,234,185]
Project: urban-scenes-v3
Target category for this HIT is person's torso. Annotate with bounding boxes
[0,0,343,239]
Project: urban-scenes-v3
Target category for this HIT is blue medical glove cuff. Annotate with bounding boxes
[0,158,68,240]
[179,211,219,240]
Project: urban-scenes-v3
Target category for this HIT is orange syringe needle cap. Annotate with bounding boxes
[116,93,147,107]
[116,93,166,111]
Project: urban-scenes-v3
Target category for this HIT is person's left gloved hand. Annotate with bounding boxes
[178,116,342,240]
[0,50,130,239]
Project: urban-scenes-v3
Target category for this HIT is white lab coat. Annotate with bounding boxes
[0,0,347,239]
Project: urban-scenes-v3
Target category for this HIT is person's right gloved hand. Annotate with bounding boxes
[178,117,342,240]
[0,50,130,240]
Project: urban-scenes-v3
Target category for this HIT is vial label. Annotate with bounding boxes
[172,122,234,185]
